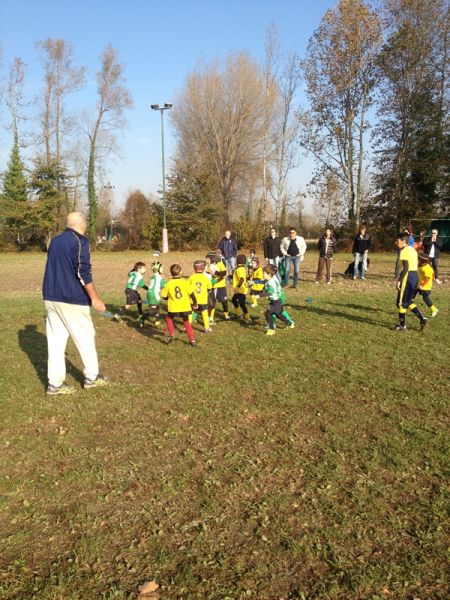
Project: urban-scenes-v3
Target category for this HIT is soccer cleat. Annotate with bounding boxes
[224,315,231,321]
[209,318,215,324]
[420,318,428,330]
[113,314,123,323]
[46,383,76,396]
[165,336,174,344]
[265,329,276,336]
[84,375,109,389]
[431,309,439,318]
[189,339,196,346]
[393,324,407,331]
[203,328,213,333]
[288,322,295,329]
[138,316,145,328]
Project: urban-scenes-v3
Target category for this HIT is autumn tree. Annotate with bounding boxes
[85,45,132,241]
[301,0,382,226]
[166,163,221,249]
[172,52,265,224]
[309,171,346,227]
[372,0,450,231]
[121,190,159,249]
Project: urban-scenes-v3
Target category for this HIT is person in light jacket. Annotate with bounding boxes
[280,227,307,288]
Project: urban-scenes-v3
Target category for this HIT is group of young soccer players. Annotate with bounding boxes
[113,231,441,344]
[113,249,295,345]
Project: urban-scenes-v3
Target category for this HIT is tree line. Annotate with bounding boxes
[0,0,448,251]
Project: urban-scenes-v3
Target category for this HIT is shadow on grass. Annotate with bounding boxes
[290,305,388,328]
[327,301,388,313]
[18,324,84,389]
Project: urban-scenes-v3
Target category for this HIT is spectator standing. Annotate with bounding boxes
[423,229,443,284]
[263,227,282,267]
[42,212,108,395]
[218,230,238,283]
[352,225,371,280]
[315,227,337,284]
[280,227,307,288]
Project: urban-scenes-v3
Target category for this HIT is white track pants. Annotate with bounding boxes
[45,301,99,387]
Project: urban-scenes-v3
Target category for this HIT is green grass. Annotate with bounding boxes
[0,251,449,599]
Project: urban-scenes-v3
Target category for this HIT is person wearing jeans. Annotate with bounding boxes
[280,227,307,288]
[218,230,238,283]
[423,229,443,284]
[352,224,371,279]
[315,227,336,284]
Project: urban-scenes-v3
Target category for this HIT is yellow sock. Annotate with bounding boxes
[251,295,258,305]
[430,304,436,311]
[244,313,251,321]
[201,310,209,329]
[210,308,215,320]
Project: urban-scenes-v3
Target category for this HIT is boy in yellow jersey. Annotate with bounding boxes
[232,254,251,322]
[161,264,197,345]
[248,257,264,307]
[415,254,439,317]
[188,260,213,333]
[394,232,427,331]
[206,250,231,323]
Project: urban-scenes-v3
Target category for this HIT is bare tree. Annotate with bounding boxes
[270,51,303,228]
[85,45,133,240]
[261,23,279,220]
[5,57,26,140]
[172,52,265,224]
[36,39,85,165]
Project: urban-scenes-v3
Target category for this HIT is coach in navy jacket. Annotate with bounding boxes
[43,226,93,305]
[42,212,107,395]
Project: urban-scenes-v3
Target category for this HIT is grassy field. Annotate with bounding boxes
[0,250,449,600]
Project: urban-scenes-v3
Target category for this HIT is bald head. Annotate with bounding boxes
[67,212,87,235]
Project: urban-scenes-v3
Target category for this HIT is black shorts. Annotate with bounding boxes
[167,311,191,319]
[194,304,208,312]
[125,288,141,305]
[214,287,228,302]
[267,299,283,316]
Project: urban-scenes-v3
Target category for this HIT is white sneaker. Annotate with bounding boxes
[431,309,439,317]
[435,278,442,284]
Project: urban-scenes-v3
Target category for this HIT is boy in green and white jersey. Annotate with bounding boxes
[139,261,167,327]
[114,262,148,323]
[262,265,295,336]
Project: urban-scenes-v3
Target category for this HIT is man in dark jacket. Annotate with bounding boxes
[263,227,282,267]
[352,225,371,279]
[423,229,443,284]
[218,230,238,283]
[43,212,108,395]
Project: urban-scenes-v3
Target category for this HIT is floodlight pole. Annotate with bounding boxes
[151,102,172,253]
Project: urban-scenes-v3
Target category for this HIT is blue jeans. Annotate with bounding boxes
[354,252,368,278]
[225,257,236,281]
[284,255,300,287]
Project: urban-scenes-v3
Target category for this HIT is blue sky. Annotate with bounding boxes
[0,0,337,213]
